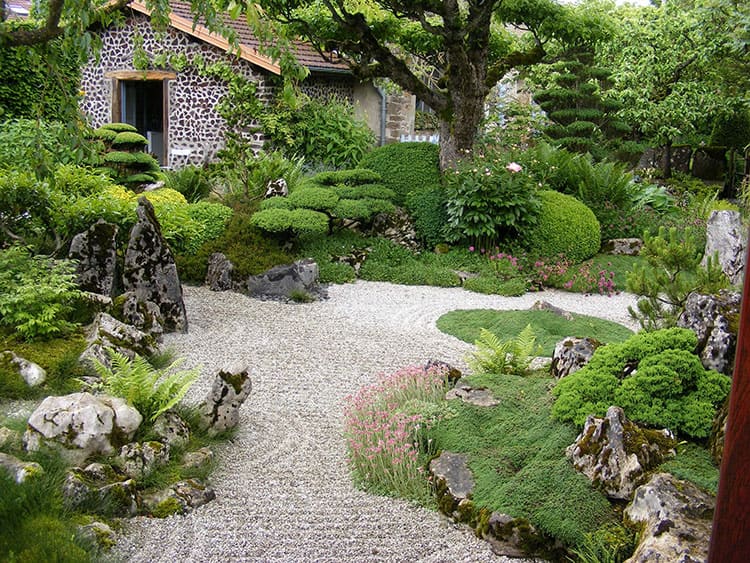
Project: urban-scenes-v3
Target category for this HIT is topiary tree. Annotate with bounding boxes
[552,328,731,439]
[91,123,162,190]
[524,190,600,263]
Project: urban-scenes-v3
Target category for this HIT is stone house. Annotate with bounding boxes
[79,1,415,167]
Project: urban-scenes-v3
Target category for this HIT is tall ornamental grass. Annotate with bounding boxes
[343,364,452,503]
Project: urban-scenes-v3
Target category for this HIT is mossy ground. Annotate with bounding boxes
[429,372,617,548]
[437,309,634,356]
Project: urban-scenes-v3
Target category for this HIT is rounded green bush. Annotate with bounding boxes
[358,142,440,205]
[249,208,294,233]
[250,208,328,236]
[100,122,139,133]
[289,208,329,235]
[333,198,373,221]
[525,190,600,262]
[334,184,397,201]
[288,187,339,212]
[104,150,139,164]
[260,197,293,210]
[309,169,382,187]
[92,127,118,142]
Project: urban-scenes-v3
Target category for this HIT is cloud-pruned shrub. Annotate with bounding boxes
[551,328,730,438]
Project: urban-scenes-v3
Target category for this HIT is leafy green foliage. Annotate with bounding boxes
[626,227,729,330]
[444,157,541,247]
[466,325,539,375]
[405,185,449,248]
[437,309,633,357]
[92,351,199,422]
[0,169,54,250]
[249,208,329,237]
[551,328,730,438]
[164,165,213,203]
[463,275,528,296]
[0,246,82,341]
[358,239,461,287]
[431,372,617,547]
[357,142,441,206]
[524,191,600,263]
[111,131,148,148]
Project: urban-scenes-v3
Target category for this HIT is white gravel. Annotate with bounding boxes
[109,281,639,563]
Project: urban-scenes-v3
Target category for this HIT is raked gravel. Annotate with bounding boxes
[109,281,639,563]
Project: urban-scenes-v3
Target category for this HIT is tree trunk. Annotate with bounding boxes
[438,72,489,170]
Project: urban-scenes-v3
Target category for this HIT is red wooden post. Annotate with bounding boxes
[708,239,750,561]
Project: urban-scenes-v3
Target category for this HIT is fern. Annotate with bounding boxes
[466,324,539,375]
[92,350,199,421]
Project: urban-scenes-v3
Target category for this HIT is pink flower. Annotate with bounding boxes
[506,162,522,173]
[469,246,475,252]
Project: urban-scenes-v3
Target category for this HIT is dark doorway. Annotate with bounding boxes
[120,80,165,165]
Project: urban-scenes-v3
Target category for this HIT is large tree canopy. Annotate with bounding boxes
[254,0,585,167]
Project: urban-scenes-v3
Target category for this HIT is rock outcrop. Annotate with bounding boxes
[602,238,644,256]
[566,406,676,500]
[118,441,170,480]
[68,219,119,296]
[625,473,714,563]
[62,462,138,517]
[24,392,142,464]
[123,197,188,333]
[551,337,601,379]
[79,312,158,369]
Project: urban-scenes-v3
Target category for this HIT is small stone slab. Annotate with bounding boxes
[530,300,573,320]
[430,451,474,501]
[446,380,500,407]
[602,238,644,256]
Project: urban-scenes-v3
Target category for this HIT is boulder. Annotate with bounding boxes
[199,365,253,435]
[182,447,214,470]
[68,219,119,296]
[625,473,714,563]
[76,521,115,552]
[118,441,170,480]
[245,259,320,300]
[551,337,602,379]
[142,478,216,517]
[1,351,46,387]
[152,411,191,448]
[62,463,138,517]
[530,300,573,320]
[483,512,558,559]
[602,238,644,256]
[123,197,188,333]
[205,252,235,291]
[429,451,475,520]
[703,210,746,285]
[446,379,500,407]
[79,312,158,370]
[264,178,288,198]
[677,291,741,375]
[0,426,20,449]
[566,406,676,500]
[367,208,420,251]
[24,392,142,464]
[117,291,164,340]
[423,359,462,384]
[0,452,44,483]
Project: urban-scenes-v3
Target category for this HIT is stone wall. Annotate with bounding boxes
[383,92,415,144]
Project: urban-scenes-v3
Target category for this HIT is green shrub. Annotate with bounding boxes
[0,169,53,250]
[164,165,213,203]
[464,275,528,296]
[99,122,138,133]
[405,185,449,248]
[524,191,600,263]
[52,164,117,197]
[214,151,305,206]
[318,261,357,284]
[333,184,397,201]
[358,142,441,205]
[92,351,199,422]
[444,158,541,247]
[92,127,118,142]
[308,169,382,187]
[626,227,729,330]
[184,202,233,254]
[111,131,148,148]
[249,208,328,237]
[0,246,82,341]
[551,328,730,438]
[260,197,293,210]
[287,187,339,212]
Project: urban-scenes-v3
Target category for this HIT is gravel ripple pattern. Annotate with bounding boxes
[110,281,639,562]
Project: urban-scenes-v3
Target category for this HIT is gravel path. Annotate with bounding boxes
[110,281,639,563]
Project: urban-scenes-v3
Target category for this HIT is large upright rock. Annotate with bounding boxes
[123,197,187,333]
[566,406,676,500]
[551,337,601,379]
[79,312,158,370]
[677,291,741,375]
[68,219,119,296]
[199,365,253,435]
[205,252,234,291]
[625,473,714,563]
[703,210,746,285]
[24,392,142,464]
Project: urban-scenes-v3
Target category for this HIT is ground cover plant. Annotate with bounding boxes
[437,309,634,356]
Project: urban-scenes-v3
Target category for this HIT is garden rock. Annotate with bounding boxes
[152,411,191,448]
[446,379,500,407]
[264,177,288,198]
[677,290,741,375]
[483,512,555,559]
[119,441,170,480]
[602,238,644,256]
[0,452,43,483]
[206,252,235,291]
[625,473,714,563]
[1,351,46,387]
[76,521,115,551]
[333,248,369,275]
[68,219,119,296]
[79,312,158,370]
[182,447,214,470]
[529,356,553,371]
[429,451,474,519]
[123,197,188,333]
[245,259,320,300]
[566,406,676,500]
[118,291,164,340]
[62,463,138,517]
[551,337,601,379]
[530,300,573,320]
[703,210,746,285]
[0,426,19,449]
[199,365,253,435]
[367,208,420,251]
[24,392,142,464]
[142,478,216,517]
